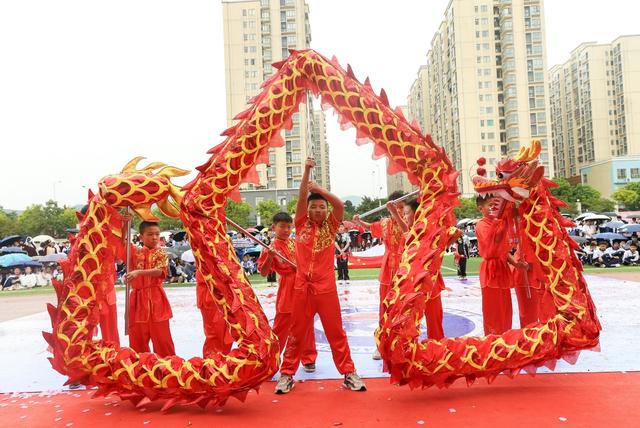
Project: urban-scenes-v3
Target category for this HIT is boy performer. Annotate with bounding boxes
[125,221,175,356]
[353,192,406,359]
[402,199,445,340]
[275,158,365,394]
[258,212,318,372]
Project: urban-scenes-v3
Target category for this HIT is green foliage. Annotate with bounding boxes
[225,199,252,228]
[550,178,614,213]
[286,198,298,215]
[343,200,356,221]
[150,207,184,230]
[256,199,280,225]
[453,197,480,220]
[355,196,386,221]
[612,183,640,210]
[0,209,18,237]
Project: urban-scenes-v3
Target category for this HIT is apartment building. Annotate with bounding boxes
[549,35,640,197]
[406,0,553,196]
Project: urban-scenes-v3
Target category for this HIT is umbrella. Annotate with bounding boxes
[570,236,588,244]
[181,249,195,263]
[32,234,55,244]
[39,253,68,263]
[574,212,596,220]
[0,246,27,255]
[0,253,34,267]
[65,228,79,234]
[456,218,474,227]
[581,214,611,222]
[243,245,263,258]
[0,235,26,248]
[245,227,259,234]
[593,232,626,241]
[601,221,626,229]
[619,224,640,233]
[172,231,187,242]
[600,212,619,218]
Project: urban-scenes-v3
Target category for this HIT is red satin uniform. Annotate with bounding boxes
[96,270,120,346]
[476,217,513,335]
[257,237,317,365]
[280,212,356,376]
[196,270,233,357]
[128,246,175,356]
[370,218,403,320]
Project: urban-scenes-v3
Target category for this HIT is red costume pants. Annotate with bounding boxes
[129,320,175,357]
[99,304,120,347]
[200,306,233,357]
[481,287,513,335]
[424,294,445,340]
[280,289,355,376]
[272,312,317,365]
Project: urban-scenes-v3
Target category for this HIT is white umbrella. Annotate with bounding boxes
[582,214,611,222]
[32,234,55,244]
[574,212,596,220]
[180,249,195,263]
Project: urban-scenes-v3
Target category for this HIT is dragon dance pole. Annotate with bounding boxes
[123,208,132,335]
[226,218,297,269]
[359,189,420,219]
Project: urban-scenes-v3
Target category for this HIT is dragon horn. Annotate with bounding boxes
[121,156,146,173]
[514,140,541,162]
[157,165,191,178]
[141,162,168,172]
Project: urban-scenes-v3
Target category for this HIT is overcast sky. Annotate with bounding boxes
[1,0,639,210]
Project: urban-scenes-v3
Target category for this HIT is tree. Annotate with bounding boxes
[550,178,615,213]
[453,197,480,220]
[0,209,18,237]
[343,200,356,221]
[151,207,184,231]
[256,199,280,225]
[225,199,252,228]
[613,183,640,210]
[355,196,386,221]
[16,204,47,236]
[286,198,298,215]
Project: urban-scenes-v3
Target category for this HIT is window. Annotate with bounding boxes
[631,168,640,179]
[617,169,627,180]
[487,119,494,126]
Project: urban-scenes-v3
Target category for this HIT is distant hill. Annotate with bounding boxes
[342,195,363,206]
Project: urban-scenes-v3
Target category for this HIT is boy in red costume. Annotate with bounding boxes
[475,196,527,335]
[353,192,406,359]
[275,158,365,394]
[125,221,175,356]
[402,199,445,340]
[257,212,317,372]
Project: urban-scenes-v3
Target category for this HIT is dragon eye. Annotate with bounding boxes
[497,171,512,179]
[497,173,503,179]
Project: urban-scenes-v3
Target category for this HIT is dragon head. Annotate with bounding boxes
[98,157,190,221]
[472,140,545,204]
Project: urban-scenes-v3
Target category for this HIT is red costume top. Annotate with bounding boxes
[129,246,172,323]
[370,218,403,286]
[257,237,297,313]
[294,212,340,295]
[476,217,513,289]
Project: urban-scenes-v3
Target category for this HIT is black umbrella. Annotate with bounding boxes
[172,231,187,242]
[0,235,26,248]
[0,246,27,255]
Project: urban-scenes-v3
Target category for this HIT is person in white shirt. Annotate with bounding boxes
[604,241,625,266]
[581,221,597,238]
[19,266,38,288]
[622,243,639,266]
[591,242,610,267]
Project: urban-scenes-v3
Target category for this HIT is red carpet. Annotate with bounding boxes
[2,372,639,427]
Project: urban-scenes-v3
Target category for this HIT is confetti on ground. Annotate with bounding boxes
[417,420,425,425]
[559,417,567,422]
[449,408,457,413]
[105,412,112,416]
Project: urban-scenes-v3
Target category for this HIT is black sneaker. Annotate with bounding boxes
[274,375,294,394]
[303,363,316,373]
[343,372,366,391]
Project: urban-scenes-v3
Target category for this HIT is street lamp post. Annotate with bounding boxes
[576,198,582,214]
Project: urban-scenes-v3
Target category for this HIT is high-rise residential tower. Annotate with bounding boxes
[406,0,553,196]
[549,35,640,198]
[222,0,330,216]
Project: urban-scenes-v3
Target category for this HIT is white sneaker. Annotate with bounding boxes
[274,374,294,394]
[343,372,366,391]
